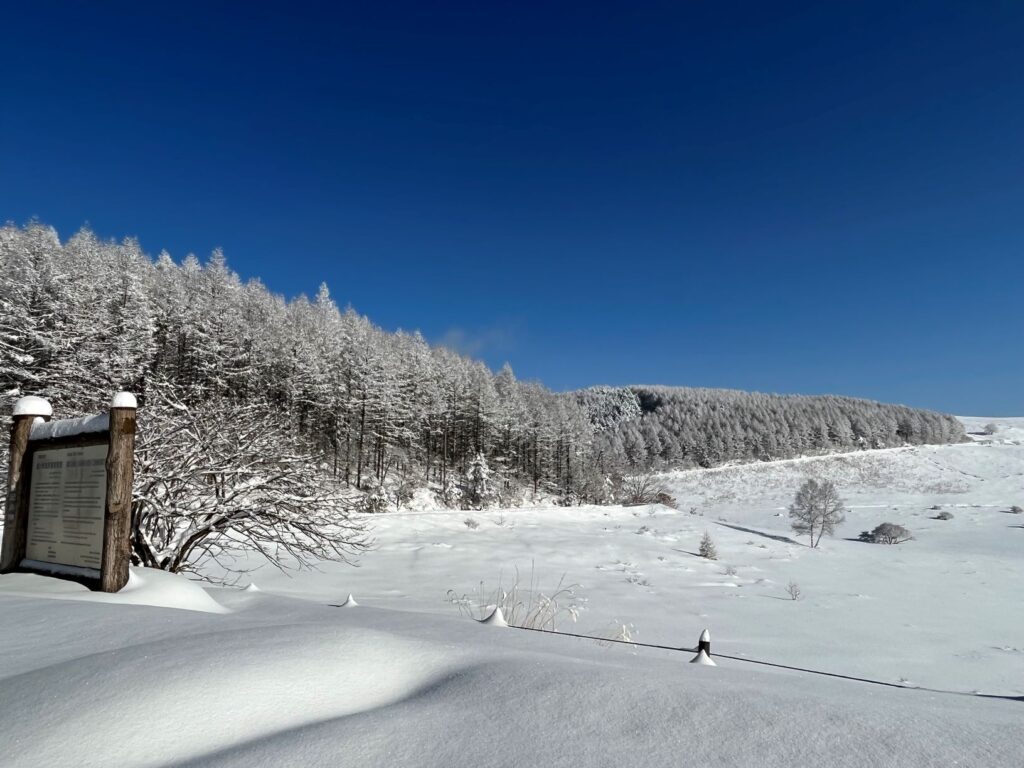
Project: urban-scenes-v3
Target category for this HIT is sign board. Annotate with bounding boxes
[23,443,108,576]
[1,393,137,592]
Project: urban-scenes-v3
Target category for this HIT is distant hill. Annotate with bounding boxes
[575,385,966,469]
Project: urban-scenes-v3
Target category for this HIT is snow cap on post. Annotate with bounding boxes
[110,391,138,410]
[690,628,715,665]
[480,606,508,627]
[12,396,52,419]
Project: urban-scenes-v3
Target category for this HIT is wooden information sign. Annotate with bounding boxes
[1,393,137,592]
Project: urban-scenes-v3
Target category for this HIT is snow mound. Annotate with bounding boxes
[0,623,457,768]
[0,567,229,614]
[479,606,508,627]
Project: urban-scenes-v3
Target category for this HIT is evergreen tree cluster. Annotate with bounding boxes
[585,385,966,469]
[1,222,966,508]
[0,223,592,502]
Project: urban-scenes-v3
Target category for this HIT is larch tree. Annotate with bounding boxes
[789,478,846,548]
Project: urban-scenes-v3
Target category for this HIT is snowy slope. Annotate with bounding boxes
[0,416,1021,766]
[213,416,1024,697]
[0,573,1019,767]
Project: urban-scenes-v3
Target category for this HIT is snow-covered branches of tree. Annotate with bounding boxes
[132,382,368,576]
[0,221,967,528]
[580,385,966,470]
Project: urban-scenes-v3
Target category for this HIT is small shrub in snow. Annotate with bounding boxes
[361,485,390,514]
[621,472,670,506]
[934,511,954,520]
[654,491,678,509]
[440,478,463,509]
[786,581,802,601]
[723,565,738,577]
[1010,506,1023,514]
[557,491,580,507]
[596,621,639,649]
[983,422,998,435]
[859,522,913,544]
[446,565,581,631]
[463,517,480,530]
[699,531,718,560]
[930,505,942,511]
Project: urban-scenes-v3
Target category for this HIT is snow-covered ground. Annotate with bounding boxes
[0,417,1021,766]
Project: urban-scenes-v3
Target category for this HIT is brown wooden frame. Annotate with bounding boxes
[1,396,136,593]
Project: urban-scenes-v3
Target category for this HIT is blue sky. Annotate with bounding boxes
[2,2,1021,414]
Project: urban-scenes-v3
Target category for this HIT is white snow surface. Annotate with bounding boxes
[0,416,1021,766]
[12,395,52,417]
[110,390,138,409]
[29,412,109,441]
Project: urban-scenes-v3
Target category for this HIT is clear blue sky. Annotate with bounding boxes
[2,2,1021,414]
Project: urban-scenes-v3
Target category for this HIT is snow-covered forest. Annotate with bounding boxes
[2,222,965,514]
[580,386,967,469]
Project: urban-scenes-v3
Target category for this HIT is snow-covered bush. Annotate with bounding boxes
[440,478,463,509]
[699,531,718,560]
[859,523,913,545]
[463,517,479,529]
[983,422,998,435]
[621,472,669,506]
[1010,505,1023,514]
[654,491,678,509]
[935,511,954,520]
[361,485,390,513]
[132,384,368,578]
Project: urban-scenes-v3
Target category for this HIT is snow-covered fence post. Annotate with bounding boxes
[101,392,137,592]
[1,397,53,571]
[690,628,716,665]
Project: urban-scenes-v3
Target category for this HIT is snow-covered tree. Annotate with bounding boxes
[789,479,846,548]
[464,452,494,509]
[131,384,368,576]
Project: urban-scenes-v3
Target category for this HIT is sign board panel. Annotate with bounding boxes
[23,443,108,573]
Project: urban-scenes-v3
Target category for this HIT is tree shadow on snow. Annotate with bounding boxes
[713,521,801,545]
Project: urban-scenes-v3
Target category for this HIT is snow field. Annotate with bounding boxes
[0,416,1021,765]
[0,579,1019,767]
[224,420,1024,696]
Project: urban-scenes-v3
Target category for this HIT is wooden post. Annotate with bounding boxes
[1,397,52,572]
[690,628,716,665]
[101,392,137,592]
[698,628,711,656]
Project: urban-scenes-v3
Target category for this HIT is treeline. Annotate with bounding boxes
[580,386,966,469]
[1,222,966,512]
[0,222,593,505]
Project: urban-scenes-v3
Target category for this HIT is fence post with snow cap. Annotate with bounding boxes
[690,629,716,666]
[1,396,53,571]
[101,392,138,592]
